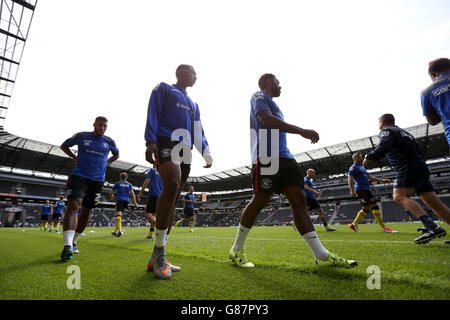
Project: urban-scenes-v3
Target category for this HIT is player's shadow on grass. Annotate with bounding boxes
[1,255,71,273]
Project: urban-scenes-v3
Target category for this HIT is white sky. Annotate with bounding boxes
[5,0,450,177]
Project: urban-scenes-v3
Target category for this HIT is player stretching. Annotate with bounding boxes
[110,172,138,237]
[145,64,212,279]
[49,195,65,234]
[348,152,397,233]
[303,169,336,231]
[60,116,119,260]
[175,185,196,232]
[364,114,449,244]
[229,73,357,269]
[137,164,163,239]
[40,200,53,231]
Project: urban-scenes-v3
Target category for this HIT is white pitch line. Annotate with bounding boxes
[176,236,416,244]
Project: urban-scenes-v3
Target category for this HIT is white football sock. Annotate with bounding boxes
[154,228,168,247]
[233,224,251,251]
[302,231,329,261]
[63,230,75,248]
[73,232,82,245]
[164,233,169,246]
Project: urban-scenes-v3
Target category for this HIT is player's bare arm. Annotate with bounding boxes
[304,185,321,196]
[145,142,158,165]
[425,113,442,126]
[256,110,319,144]
[130,190,138,208]
[107,154,119,165]
[348,175,356,197]
[60,143,77,166]
[138,178,150,202]
[369,175,392,184]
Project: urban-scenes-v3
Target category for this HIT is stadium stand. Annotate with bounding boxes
[1,122,449,228]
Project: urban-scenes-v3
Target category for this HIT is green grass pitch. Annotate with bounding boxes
[0,223,449,300]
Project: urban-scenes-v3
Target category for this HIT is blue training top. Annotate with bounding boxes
[54,201,65,214]
[145,83,210,155]
[366,126,426,172]
[146,168,163,197]
[41,205,52,215]
[113,181,133,201]
[348,164,370,191]
[250,91,293,162]
[421,72,450,144]
[63,132,119,182]
[304,176,316,199]
[183,192,195,209]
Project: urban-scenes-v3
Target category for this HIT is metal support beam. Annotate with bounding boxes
[11,0,36,11]
[0,56,19,65]
[0,76,14,83]
[0,28,26,42]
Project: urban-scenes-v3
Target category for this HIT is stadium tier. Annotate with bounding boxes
[1,123,448,228]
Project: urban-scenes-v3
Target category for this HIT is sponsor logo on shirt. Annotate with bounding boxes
[255,92,264,100]
[176,102,193,114]
[83,140,92,146]
[432,83,450,97]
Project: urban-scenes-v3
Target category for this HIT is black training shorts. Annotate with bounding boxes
[306,197,321,210]
[156,136,191,183]
[145,196,158,214]
[252,158,303,194]
[184,207,194,218]
[356,189,378,206]
[51,213,62,220]
[115,200,129,212]
[66,175,103,209]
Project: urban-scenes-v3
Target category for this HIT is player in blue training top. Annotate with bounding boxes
[175,185,196,232]
[110,172,138,237]
[40,200,53,231]
[347,152,396,233]
[144,64,213,279]
[60,116,119,261]
[230,73,357,270]
[137,164,162,239]
[302,169,336,232]
[49,195,65,234]
[364,114,450,244]
[420,57,450,155]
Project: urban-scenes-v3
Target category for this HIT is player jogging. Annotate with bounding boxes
[49,195,65,234]
[348,152,397,233]
[303,169,336,232]
[175,185,196,232]
[229,73,357,269]
[364,114,449,244]
[421,57,450,156]
[144,64,213,279]
[137,164,163,239]
[40,200,53,231]
[60,116,119,260]
[110,172,138,237]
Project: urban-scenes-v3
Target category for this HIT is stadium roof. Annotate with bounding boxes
[0,122,447,191]
[0,0,37,130]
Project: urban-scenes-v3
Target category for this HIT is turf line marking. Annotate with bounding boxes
[181,236,415,244]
